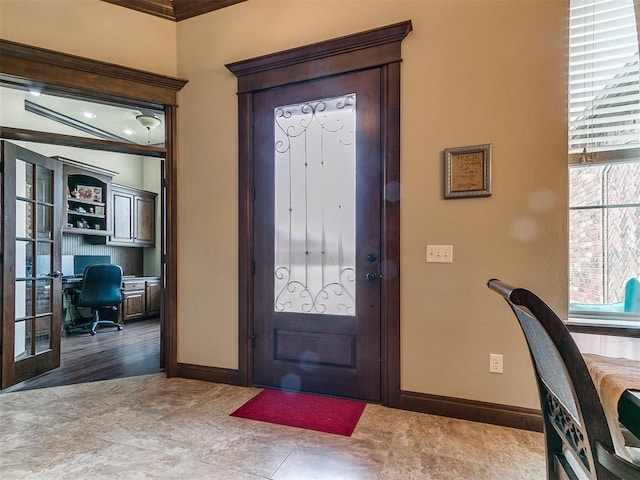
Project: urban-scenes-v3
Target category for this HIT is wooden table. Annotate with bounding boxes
[619,389,640,440]
[572,333,640,443]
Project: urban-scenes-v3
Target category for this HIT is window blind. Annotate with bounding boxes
[569,0,640,155]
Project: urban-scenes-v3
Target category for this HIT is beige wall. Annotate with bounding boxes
[176,0,568,409]
[1,0,569,410]
[0,0,178,77]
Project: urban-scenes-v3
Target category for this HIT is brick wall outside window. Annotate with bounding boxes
[569,162,640,306]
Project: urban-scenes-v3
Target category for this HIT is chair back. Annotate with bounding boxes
[487,279,619,479]
[77,264,123,308]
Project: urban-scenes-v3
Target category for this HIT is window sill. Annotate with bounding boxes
[567,317,640,337]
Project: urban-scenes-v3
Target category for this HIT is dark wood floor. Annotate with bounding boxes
[4,318,161,393]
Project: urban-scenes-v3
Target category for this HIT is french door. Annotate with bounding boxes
[252,69,382,401]
[1,141,63,389]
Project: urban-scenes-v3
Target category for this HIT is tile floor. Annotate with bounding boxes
[0,374,546,479]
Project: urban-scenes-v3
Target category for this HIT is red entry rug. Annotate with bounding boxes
[230,389,366,436]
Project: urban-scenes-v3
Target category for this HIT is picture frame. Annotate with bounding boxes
[444,144,492,199]
[76,185,102,202]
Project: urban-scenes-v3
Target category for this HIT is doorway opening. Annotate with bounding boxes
[0,48,184,391]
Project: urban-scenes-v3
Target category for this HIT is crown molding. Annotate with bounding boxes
[101,0,247,22]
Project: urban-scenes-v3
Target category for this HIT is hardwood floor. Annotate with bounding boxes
[4,318,161,393]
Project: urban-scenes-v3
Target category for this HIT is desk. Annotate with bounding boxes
[62,275,160,326]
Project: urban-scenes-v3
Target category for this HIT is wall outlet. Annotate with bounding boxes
[489,353,503,374]
[426,244,453,263]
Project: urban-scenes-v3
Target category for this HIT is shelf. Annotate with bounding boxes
[67,210,105,219]
[60,158,114,238]
[67,197,105,207]
[63,227,112,236]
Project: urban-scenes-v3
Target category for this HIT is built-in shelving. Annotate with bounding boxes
[54,157,118,237]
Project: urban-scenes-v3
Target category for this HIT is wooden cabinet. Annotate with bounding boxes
[122,280,146,321]
[121,278,161,322]
[145,279,162,317]
[108,184,157,247]
[57,158,116,237]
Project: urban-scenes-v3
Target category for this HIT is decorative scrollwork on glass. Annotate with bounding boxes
[275,266,355,314]
[273,94,357,316]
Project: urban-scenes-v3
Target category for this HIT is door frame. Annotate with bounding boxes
[226,21,412,407]
[0,40,187,382]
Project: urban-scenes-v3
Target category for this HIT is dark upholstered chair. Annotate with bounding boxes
[487,279,640,480]
[66,264,123,336]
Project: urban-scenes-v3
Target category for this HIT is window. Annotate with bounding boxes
[568,0,640,321]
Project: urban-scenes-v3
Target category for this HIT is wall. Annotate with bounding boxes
[0,0,178,77]
[176,0,568,409]
[1,0,569,411]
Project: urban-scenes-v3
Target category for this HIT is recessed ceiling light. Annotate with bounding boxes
[28,90,43,97]
[81,111,96,119]
[123,129,136,135]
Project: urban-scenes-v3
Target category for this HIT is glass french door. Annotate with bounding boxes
[1,141,63,389]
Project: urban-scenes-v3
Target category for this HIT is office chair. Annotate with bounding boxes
[487,279,640,480]
[66,264,124,336]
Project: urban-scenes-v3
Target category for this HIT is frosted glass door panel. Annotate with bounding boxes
[274,94,356,316]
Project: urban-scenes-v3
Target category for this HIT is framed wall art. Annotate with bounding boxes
[443,144,492,199]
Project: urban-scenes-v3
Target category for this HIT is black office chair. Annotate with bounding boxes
[487,279,640,480]
[67,264,123,336]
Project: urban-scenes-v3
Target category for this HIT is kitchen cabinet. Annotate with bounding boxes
[108,184,157,247]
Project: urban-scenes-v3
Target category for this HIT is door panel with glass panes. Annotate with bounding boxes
[1,141,63,388]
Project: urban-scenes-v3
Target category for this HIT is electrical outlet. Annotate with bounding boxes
[489,353,503,374]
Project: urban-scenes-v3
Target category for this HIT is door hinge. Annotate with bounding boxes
[251,186,255,202]
[251,260,256,276]
[249,334,256,348]
[161,177,167,188]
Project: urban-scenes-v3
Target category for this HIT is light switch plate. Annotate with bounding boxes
[426,245,453,263]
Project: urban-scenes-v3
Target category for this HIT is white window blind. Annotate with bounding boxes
[569,0,640,155]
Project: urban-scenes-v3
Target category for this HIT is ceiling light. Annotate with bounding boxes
[123,129,136,135]
[136,114,161,144]
[81,111,96,119]
[28,90,43,97]
[136,114,161,130]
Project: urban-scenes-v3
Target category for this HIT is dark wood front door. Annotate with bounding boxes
[252,69,382,401]
[1,141,64,389]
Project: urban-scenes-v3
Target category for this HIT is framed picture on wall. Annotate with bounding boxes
[444,144,492,199]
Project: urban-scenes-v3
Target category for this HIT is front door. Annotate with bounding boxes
[253,69,382,401]
[1,141,63,389]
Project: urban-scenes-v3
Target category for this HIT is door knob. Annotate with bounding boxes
[48,271,63,278]
[365,272,378,281]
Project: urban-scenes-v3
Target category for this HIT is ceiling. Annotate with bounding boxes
[101,0,247,22]
[2,83,167,147]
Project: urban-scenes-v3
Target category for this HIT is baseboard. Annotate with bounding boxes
[398,390,543,432]
[174,363,244,386]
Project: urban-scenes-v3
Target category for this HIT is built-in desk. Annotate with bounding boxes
[63,275,161,328]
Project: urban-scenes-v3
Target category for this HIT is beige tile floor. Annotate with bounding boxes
[0,374,546,479]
